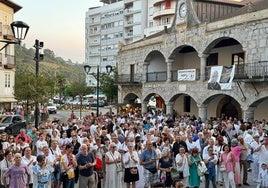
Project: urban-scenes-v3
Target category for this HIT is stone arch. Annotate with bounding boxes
[169,93,199,117]
[169,44,199,60]
[123,93,141,104]
[119,93,142,115]
[203,37,244,55]
[143,93,165,112]
[144,50,166,64]
[201,94,242,119]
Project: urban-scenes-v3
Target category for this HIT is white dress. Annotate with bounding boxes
[105,151,124,188]
[136,150,145,188]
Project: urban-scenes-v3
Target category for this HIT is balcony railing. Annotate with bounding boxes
[234,61,268,81]
[117,62,268,85]
[116,74,142,85]
[4,54,15,69]
[147,72,167,82]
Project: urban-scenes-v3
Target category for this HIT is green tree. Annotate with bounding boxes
[99,68,118,103]
[14,72,55,112]
[68,80,93,118]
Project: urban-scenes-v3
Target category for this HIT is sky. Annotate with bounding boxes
[14,0,103,64]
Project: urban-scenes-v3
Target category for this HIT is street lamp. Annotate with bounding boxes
[33,39,44,129]
[0,21,29,51]
[84,65,114,117]
[84,65,100,117]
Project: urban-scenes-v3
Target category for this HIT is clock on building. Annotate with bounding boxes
[179,2,187,18]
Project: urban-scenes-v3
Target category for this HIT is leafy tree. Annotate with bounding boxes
[68,80,93,118]
[99,67,118,103]
[14,72,55,112]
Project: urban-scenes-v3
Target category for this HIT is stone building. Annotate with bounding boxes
[117,0,268,122]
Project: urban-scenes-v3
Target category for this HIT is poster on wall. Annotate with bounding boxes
[177,69,196,81]
[208,65,235,90]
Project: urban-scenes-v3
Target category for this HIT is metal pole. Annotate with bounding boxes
[96,66,99,117]
[34,39,39,128]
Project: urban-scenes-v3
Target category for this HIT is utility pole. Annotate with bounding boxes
[33,39,44,129]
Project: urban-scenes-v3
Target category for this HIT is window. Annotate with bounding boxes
[165,0,171,9]
[162,17,170,25]
[184,96,191,112]
[149,21,153,27]
[232,52,244,65]
[206,53,218,66]
[149,7,154,16]
[5,73,10,88]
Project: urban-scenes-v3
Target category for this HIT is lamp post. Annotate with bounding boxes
[84,65,100,117]
[0,21,29,51]
[33,39,44,129]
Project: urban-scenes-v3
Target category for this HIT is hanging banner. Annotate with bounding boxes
[177,69,196,81]
[208,65,235,90]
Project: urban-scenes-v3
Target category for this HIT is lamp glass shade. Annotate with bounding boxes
[11,21,29,43]
[106,65,113,74]
[84,65,91,75]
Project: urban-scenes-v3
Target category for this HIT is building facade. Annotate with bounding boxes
[0,0,21,111]
[85,0,177,84]
[117,0,268,122]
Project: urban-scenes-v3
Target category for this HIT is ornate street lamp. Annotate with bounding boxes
[0,21,29,51]
[84,65,100,117]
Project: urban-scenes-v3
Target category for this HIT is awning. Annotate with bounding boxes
[0,97,17,103]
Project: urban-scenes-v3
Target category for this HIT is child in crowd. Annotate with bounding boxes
[257,163,268,188]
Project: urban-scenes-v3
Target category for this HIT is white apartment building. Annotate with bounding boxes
[85,0,176,85]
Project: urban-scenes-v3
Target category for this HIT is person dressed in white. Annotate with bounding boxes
[36,133,48,155]
[175,147,190,187]
[0,150,13,186]
[21,147,37,188]
[251,134,261,182]
[257,163,268,188]
[105,142,123,188]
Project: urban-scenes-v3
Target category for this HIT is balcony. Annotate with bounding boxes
[3,54,15,69]
[116,74,142,85]
[125,0,134,6]
[234,61,268,82]
[153,8,175,20]
[147,72,167,82]
[2,25,15,40]
[153,0,166,6]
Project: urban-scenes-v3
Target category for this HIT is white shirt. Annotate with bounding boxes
[22,155,37,184]
[36,139,48,155]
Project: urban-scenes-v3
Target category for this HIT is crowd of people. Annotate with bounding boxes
[0,108,267,188]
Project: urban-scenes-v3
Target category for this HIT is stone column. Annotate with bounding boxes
[167,59,174,82]
[165,102,174,116]
[142,61,150,83]
[197,104,208,121]
[141,101,148,114]
[198,53,209,81]
[243,107,255,123]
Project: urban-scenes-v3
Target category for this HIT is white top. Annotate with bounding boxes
[22,155,37,184]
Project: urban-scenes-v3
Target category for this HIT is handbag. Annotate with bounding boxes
[130,167,138,174]
[170,168,181,181]
[60,172,68,181]
[97,171,104,179]
[198,161,208,176]
[219,164,226,172]
[116,165,123,172]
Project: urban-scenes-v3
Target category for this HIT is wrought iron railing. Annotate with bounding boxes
[234,61,268,80]
[116,74,142,84]
[147,71,167,82]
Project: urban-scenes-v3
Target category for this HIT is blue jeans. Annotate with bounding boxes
[64,178,75,188]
